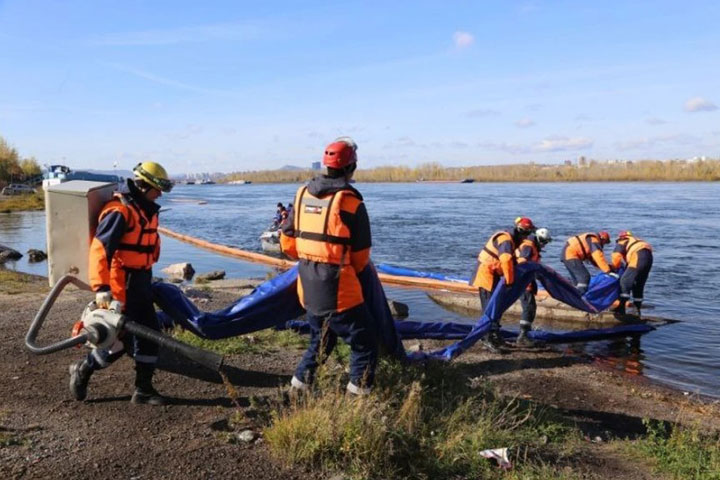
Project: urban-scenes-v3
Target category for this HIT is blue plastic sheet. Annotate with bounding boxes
[152,260,648,364]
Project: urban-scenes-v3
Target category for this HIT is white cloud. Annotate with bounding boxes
[453,31,474,49]
[515,118,535,128]
[684,97,718,112]
[533,136,593,152]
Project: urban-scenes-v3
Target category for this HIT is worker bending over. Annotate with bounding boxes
[280,137,378,395]
[611,230,653,317]
[561,231,618,294]
[515,227,552,346]
[470,217,535,352]
[69,162,173,405]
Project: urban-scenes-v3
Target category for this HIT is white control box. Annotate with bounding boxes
[45,181,116,286]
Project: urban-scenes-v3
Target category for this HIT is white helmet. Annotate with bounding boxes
[536,227,552,245]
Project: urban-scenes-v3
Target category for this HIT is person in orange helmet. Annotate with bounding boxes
[561,231,618,294]
[280,137,377,395]
[69,162,173,406]
[611,230,653,317]
[470,216,535,352]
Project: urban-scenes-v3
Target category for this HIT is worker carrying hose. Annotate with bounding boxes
[470,217,536,352]
[561,231,618,295]
[279,137,378,395]
[68,162,173,406]
[514,227,552,347]
[611,230,653,317]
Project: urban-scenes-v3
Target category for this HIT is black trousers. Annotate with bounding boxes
[619,250,653,303]
[563,258,590,294]
[479,276,500,332]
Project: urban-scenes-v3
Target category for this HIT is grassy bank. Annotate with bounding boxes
[262,357,583,479]
[221,158,720,184]
[0,269,48,295]
[0,191,44,212]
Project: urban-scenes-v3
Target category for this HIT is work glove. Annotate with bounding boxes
[95,291,114,308]
[608,272,620,280]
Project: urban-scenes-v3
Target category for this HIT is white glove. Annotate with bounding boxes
[95,291,113,308]
[608,272,620,279]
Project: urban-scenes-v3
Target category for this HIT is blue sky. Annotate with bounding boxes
[1,0,719,174]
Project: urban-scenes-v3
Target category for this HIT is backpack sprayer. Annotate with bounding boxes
[25,274,224,372]
[24,180,223,372]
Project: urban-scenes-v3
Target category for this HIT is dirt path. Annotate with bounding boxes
[1,272,717,479]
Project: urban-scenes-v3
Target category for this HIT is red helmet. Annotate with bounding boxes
[598,231,610,245]
[514,216,535,234]
[617,230,632,241]
[323,139,357,169]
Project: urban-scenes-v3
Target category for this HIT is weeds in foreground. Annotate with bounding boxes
[627,419,720,480]
[173,327,307,355]
[264,358,581,479]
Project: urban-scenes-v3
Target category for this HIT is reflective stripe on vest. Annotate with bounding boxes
[294,187,356,265]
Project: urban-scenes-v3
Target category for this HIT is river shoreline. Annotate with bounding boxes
[1,269,718,479]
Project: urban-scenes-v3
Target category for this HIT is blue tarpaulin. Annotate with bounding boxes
[153,261,652,363]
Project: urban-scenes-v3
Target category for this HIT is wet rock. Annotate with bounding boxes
[27,249,47,263]
[196,270,226,282]
[388,299,409,317]
[161,262,195,280]
[0,244,22,263]
[236,430,256,443]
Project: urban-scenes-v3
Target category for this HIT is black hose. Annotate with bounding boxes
[25,274,92,355]
[124,321,224,372]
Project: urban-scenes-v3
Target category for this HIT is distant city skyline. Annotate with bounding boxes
[1,0,719,174]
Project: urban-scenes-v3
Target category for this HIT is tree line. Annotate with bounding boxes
[0,135,42,185]
[221,158,720,183]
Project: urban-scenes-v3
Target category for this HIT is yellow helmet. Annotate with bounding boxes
[133,162,173,192]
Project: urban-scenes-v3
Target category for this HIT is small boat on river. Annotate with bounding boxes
[259,229,281,253]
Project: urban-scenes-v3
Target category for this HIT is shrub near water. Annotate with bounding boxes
[265,359,579,479]
[629,419,720,480]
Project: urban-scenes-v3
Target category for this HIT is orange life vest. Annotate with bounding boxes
[470,231,516,290]
[293,186,355,265]
[613,236,652,269]
[99,194,160,269]
[516,238,540,263]
[292,186,365,312]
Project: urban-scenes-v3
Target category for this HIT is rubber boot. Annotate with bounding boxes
[131,363,167,406]
[633,300,642,318]
[68,358,94,401]
[614,297,627,318]
[481,329,506,354]
[515,327,537,348]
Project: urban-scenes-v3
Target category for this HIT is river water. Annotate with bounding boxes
[1,182,718,397]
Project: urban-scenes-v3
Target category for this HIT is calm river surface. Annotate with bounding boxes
[1,182,718,397]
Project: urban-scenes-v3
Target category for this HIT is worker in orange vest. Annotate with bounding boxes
[280,137,377,395]
[515,227,552,346]
[561,231,618,294]
[68,162,173,406]
[470,217,536,352]
[611,231,653,317]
